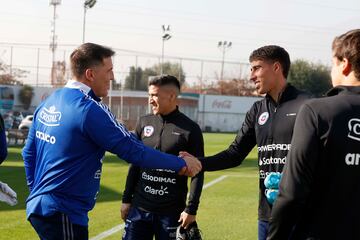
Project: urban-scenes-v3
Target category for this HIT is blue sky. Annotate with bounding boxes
[0,0,359,85]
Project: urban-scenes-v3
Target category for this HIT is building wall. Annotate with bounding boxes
[1,85,262,133]
[103,90,199,130]
[198,94,262,132]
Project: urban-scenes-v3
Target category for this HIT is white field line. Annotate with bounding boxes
[90,175,229,240]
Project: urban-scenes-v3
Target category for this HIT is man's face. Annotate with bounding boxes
[90,57,114,97]
[330,56,343,87]
[148,85,174,115]
[250,60,278,95]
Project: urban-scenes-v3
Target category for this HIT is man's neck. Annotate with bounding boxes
[268,80,287,103]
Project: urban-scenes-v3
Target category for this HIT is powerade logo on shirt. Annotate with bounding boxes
[38,106,62,127]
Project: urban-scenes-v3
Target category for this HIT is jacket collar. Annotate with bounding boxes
[65,80,101,102]
[158,106,180,121]
[265,83,296,105]
[326,85,360,97]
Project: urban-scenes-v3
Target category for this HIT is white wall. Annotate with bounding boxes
[198,94,262,132]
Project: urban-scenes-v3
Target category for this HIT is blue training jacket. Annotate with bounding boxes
[22,80,186,226]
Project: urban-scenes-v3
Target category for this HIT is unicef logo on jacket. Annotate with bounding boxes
[38,106,62,127]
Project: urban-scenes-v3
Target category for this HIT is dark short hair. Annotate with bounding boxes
[70,43,115,79]
[148,74,181,91]
[249,45,291,78]
[332,29,360,80]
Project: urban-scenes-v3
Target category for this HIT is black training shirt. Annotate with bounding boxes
[268,86,360,240]
[201,84,311,221]
[122,107,204,215]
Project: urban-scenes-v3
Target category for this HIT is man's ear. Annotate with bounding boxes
[273,61,281,73]
[85,68,94,82]
[341,58,352,76]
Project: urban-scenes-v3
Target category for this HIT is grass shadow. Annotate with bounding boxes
[0,165,123,211]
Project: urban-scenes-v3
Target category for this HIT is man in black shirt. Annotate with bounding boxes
[0,113,7,164]
[181,45,310,240]
[121,75,204,240]
[268,29,360,240]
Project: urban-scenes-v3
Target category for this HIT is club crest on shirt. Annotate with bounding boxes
[144,126,154,137]
[258,112,269,125]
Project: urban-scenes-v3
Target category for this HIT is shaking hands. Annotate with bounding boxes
[178,151,202,177]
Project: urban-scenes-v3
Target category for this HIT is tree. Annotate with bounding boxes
[18,85,34,110]
[124,62,186,91]
[0,62,27,85]
[288,60,332,97]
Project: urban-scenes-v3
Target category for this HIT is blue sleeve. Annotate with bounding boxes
[22,116,37,191]
[83,104,186,171]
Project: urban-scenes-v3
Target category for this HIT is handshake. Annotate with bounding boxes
[178,151,202,177]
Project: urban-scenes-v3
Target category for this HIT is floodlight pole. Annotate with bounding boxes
[218,41,232,81]
[83,0,97,43]
[49,0,61,86]
[161,25,171,75]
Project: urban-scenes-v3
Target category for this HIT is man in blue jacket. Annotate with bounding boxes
[22,43,201,240]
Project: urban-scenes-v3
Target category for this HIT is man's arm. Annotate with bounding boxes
[200,104,257,171]
[84,104,200,176]
[0,115,7,164]
[184,124,204,216]
[22,116,38,191]
[121,164,140,220]
[268,104,319,239]
[121,120,142,220]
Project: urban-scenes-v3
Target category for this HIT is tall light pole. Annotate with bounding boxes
[50,0,61,86]
[83,0,97,43]
[218,41,232,81]
[161,25,171,75]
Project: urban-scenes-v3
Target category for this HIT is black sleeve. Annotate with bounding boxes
[122,164,141,203]
[0,114,7,164]
[201,105,257,171]
[122,119,142,203]
[184,124,204,215]
[268,104,319,239]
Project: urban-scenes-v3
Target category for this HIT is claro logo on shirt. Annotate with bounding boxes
[348,118,360,142]
[38,106,62,127]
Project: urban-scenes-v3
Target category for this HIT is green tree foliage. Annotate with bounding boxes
[124,62,185,91]
[18,85,34,110]
[288,59,332,97]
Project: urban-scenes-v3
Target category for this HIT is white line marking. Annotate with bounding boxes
[90,175,229,240]
[202,175,228,189]
[90,223,125,240]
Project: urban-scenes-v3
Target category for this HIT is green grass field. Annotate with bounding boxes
[0,133,258,240]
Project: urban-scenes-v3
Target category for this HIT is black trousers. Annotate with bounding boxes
[29,212,88,240]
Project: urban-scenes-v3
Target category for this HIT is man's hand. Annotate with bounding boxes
[120,203,131,221]
[178,211,196,229]
[0,181,17,206]
[178,152,202,177]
